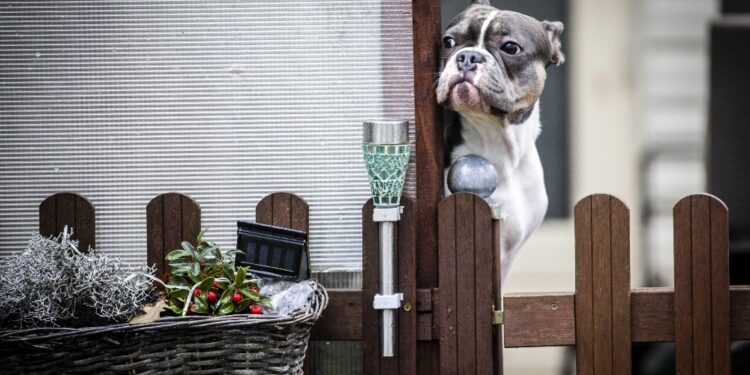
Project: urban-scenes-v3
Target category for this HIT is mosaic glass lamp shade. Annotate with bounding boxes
[362,121,410,207]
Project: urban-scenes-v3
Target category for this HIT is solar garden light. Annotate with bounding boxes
[447,154,502,218]
[362,120,410,357]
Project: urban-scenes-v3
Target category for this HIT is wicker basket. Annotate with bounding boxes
[0,280,327,374]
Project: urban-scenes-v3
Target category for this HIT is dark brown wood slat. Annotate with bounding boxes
[256,193,314,374]
[731,286,750,339]
[362,199,381,375]
[162,193,183,261]
[74,195,96,251]
[181,195,200,247]
[455,193,476,375]
[710,197,731,375]
[55,192,76,237]
[691,196,713,375]
[674,195,694,375]
[473,196,494,375]
[417,314,432,341]
[432,289,440,341]
[290,194,309,232]
[412,0,441,294]
[491,219,503,374]
[256,193,308,231]
[146,195,165,278]
[438,194,457,374]
[416,289,432,312]
[610,197,631,374]
[591,195,613,375]
[503,292,576,347]
[412,1,442,372]
[574,195,594,375]
[256,194,273,225]
[272,193,292,228]
[631,287,674,342]
[310,290,363,340]
[504,286,750,347]
[398,197,417,375]
[39,194,57,238]
[39,193,95,252]
[146,193,200,282]
[674,195,731,374]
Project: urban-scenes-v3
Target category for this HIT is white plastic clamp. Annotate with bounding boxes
[373,293,404,310]
[372,206,403,222]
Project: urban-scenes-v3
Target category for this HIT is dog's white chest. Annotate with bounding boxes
[446,106,548,271]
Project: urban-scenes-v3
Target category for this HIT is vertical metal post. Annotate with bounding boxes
[379,220,397,356]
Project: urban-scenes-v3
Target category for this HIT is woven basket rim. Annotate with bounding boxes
[0,279,328,344]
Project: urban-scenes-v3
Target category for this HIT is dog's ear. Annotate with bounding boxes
[542,20,565,66]
[470,0,490,5]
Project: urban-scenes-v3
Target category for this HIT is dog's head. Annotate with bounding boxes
[436,0,564,122]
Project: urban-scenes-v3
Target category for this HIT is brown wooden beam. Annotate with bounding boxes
[412,0,443,372]
[503,285,750,348]
[310,289,363,341]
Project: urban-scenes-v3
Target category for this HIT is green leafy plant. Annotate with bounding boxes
[164,229,270,316]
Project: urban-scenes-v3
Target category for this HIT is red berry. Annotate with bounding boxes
[251,287,260,294]
[190,303,197,312]
[249,304,263,315]
[207,291,218,303]
[212,280,220,288]
[232,293,242,303]
[194,289,202,297]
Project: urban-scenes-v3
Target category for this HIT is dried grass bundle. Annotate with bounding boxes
[0,231,155,328]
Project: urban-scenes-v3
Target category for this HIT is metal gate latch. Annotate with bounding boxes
[492,309,504,325]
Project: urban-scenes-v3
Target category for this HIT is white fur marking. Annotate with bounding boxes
[477,10,499,50]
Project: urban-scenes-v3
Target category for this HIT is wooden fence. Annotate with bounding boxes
[35,190,750,374]
[503,193,743,375]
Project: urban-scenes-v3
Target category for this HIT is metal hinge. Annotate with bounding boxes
[492,309,504,326]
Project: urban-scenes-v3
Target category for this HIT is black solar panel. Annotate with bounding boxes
[236,221,310,281]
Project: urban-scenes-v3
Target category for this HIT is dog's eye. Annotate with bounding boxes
[500,41,522,55]
[442,36,456,49]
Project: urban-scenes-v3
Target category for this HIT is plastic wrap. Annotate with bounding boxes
[260,279,316,316]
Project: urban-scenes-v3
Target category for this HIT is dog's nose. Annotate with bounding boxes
[456,51,485,72]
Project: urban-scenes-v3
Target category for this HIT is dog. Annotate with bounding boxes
[437,0,565,279]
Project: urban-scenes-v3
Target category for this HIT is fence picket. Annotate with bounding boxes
[359,196,416,375]
[256,192,308,232]
[39,192,95,252]
[575,194,630,375]
[438,194,457,374]
[438,193,498,374]
[146,193,200,280]
[674,195,730,375]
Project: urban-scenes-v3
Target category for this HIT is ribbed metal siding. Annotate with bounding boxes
[0,0,415,270]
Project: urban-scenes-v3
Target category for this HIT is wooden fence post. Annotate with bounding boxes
[362,196,417,375]
[574,194,630,375]
[39,192,95,252]
[146,193,201,281]
[256,192,309,233]
[437,193,499,375]
[673,194,730,375]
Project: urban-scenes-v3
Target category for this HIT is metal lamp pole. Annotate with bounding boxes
[362,120,410,357]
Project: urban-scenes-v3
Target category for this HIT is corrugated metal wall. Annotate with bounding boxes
[0,0,415,270]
